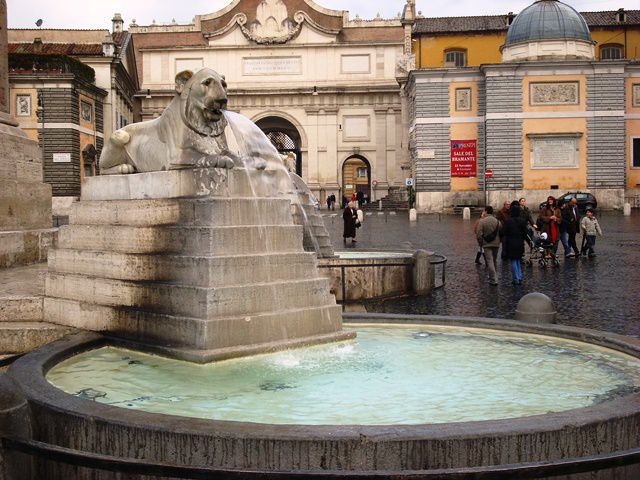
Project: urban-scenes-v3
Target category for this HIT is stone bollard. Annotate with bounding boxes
[0,373,32,480]
[462,207,471,220]
[409,208,417,222]
[378,199,382,211]
[412,249,433,295]
[624,203,631,216]
[515,292,557,324]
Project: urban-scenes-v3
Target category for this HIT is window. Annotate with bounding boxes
[80,100,93,123]
[356,167,368,178]
[444,50,466,67]
[632,137,640,168]
[600,44,623,60]
[15,94,31,116]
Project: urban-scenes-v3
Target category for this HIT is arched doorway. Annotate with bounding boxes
[342,155,371,203]
[255,116,302,177]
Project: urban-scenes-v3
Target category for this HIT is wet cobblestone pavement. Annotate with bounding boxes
[323,210,640,337]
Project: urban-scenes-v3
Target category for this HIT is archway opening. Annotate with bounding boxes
[342,155,371,205]
[255,116,302,176]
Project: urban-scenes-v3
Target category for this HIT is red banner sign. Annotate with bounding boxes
[450,140,477,178]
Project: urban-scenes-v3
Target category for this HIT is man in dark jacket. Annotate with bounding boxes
[564,197,581,257]
[476,206,501,286]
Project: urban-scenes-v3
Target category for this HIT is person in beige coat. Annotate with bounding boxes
[580,209,603,257]
[476,206,502,286]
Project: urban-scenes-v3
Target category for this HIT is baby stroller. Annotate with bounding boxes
[525,231,560,267]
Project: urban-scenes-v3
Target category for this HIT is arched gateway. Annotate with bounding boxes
[255,116,303,177]
[342,154,371,200]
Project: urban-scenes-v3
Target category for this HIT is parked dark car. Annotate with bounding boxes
[539,192,597,212]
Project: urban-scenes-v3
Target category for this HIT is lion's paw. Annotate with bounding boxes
[111,129,131,146]
[254,160,267,170]
[118,164,136,174]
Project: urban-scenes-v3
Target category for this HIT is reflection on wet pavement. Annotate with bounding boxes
[323,211,639,336]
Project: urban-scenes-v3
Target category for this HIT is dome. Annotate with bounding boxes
[505,0,592,46]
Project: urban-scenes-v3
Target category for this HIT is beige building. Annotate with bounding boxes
[129,0,413,203]
[9,19,139,149]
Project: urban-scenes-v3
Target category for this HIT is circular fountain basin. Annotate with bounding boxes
[7,315,640,477]
[47,324,640,426]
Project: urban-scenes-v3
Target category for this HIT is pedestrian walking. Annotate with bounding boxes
[476,206,501,286]
[473,209,487,265]
[502,201,527,285]
[580,208,603,257]
[518,197,535,229]
[565,197,580,256]
[539,196,562,253]
[557,200,572,257]
[496,201,511,260]
[342,201,358,244]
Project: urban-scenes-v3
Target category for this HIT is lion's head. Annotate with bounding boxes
[176,68,228,138]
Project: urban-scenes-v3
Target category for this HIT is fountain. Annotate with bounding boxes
[2,67,640,479]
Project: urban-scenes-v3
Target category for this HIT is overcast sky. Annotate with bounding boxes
[7,0,638,30]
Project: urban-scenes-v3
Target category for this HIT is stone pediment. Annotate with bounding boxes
[200,0,342,44]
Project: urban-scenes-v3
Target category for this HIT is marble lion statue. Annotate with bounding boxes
[99,68,277,174]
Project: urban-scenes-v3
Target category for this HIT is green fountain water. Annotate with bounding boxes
[47,324,640,425]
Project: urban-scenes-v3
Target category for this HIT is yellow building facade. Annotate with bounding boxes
[407,5,640,211]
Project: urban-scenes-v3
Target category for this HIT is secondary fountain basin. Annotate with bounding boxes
[6,314,640,478]
[318,250,432,301]
[46,324,640,425]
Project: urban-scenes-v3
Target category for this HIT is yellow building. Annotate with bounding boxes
[413,9,640,68]
[406,2,640,212]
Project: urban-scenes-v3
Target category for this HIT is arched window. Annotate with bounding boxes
[600,44,623,60]
[444,49,467,67]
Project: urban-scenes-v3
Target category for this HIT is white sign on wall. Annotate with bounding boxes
[342,115,370,141]
[529,136,580,169]
[52,153,72,163]
[176,58,204,74]
[242,57,302,75]
[340,54,370,74]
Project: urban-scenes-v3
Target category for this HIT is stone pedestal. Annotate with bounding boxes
[45,168,353,362]
[0,1,54,267]
[0,119,54,268]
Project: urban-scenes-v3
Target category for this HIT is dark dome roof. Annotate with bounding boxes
[505,0,592,46]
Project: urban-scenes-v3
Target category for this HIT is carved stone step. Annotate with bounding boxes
[0,322,75,354]
[57,224,303,255]
[81,167,293,201]
[0,295,42,322]
[48,249,318,286]
[46,273,333,318]
[69,197,294,227]
[45,297,345,353]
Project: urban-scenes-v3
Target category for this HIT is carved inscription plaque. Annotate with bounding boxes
[530,82,579,106]
[530,136,579,169]
[455,88,471,111]
[243,57,301,75]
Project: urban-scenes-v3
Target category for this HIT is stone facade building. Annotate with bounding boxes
[407,2,640,212]
[8,19,139,200]
[128,0,412,204]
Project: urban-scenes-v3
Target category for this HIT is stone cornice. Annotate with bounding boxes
[203,10,340,44]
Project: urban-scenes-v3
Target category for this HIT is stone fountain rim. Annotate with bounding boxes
[9,313,640,441]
